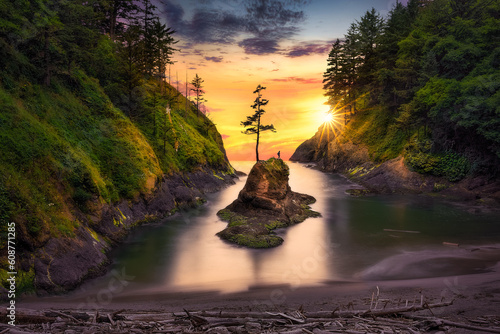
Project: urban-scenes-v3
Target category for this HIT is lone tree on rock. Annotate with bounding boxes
[241,85,276,162]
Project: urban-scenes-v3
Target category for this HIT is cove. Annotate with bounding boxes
[68,161,500,297]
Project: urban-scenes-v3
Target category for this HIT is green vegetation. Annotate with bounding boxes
[0,0,231,256]
[323,0,500,180]
[241,85,277,162]
[217,209,249,228]
[224,233,283,249]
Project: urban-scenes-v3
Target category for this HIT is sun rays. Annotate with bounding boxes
[317,107,344,148]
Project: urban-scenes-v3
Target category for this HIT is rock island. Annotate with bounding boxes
[217,158,320,248]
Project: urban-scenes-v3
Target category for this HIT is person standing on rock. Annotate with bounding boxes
[277,151,281,159]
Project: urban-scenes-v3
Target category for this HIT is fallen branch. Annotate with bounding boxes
[403,314,500,333]
[47,310,82,324]
[266,311,305,324]
[305,300,453,318]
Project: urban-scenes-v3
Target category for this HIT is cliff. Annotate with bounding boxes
[291,126,500,205]
[217,158,320,248]
[0,73,235,296]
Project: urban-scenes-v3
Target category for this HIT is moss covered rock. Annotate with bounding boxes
[217,158,320,248]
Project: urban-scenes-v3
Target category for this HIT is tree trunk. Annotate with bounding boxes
[256,114,261,162]
[109,1,118,40]
[43,27,51,86]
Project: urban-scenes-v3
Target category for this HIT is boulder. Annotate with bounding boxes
[217,158,320,248]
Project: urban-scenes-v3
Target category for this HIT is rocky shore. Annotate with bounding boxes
[16,169,238,297]
[291,128,500,207]
[217,158,320,248]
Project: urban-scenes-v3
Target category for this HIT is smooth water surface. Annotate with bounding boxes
[76,161,500,295]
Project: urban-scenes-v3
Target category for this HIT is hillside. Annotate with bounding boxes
[292,0,500,204]
[0,0,234,295]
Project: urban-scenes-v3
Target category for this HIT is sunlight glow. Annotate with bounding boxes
[322,111,334,124]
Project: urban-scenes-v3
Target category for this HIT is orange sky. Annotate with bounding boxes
[170,49,330,161]
[160,0,402,161]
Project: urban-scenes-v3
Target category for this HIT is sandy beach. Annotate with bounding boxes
[7,261,498,333]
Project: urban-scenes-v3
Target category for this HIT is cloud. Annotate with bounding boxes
[268,77,322,84]
[221,134,230,140]
[285,43,331,58]
[161,1,246,44]
[238,38,281,55]
[207,107,225,113]
[160,0,310,55]
[205,56,224,62]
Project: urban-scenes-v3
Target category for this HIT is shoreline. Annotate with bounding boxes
[4,268,499,334]
[13,260,500,317]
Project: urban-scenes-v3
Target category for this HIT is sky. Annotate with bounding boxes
[158,0,405,161]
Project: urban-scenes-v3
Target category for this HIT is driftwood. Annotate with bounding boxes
[383,228,420,234]
[2,293,499,333]
[403,314,500,333]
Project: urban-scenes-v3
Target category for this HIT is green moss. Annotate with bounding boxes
[226,233,283,248]
[345,188,372,196]
[433,183,448,192]
[0,267,35,296]
[264,220,287,231]
[217,209,248,227]
[213,170,224,180]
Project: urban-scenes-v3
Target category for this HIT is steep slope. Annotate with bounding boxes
[0,72,234,297]
[0,0,240,296]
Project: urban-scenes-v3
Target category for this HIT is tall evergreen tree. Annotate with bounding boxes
[191,74,206,116]
[241,85,276,162]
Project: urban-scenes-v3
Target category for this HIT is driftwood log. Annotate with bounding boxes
[1,296,499,334]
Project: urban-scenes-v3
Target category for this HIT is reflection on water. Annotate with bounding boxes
[77,161,500,295]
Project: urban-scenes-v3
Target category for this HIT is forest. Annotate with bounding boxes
[322,0,499,181]
[0,0,231,291]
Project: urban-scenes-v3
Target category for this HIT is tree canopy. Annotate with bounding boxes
[323,0,500,179]
[241,85,277,162]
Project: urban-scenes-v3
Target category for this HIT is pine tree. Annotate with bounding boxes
[191,74,206,116]
[241,85,276,162]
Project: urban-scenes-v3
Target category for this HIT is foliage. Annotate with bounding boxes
[241,85,277,162]
[404,137,470,181]
[323,0,500,178]
[0,0,231,252]
[190,74,206,116]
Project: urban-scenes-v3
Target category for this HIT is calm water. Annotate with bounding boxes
[76,161,500,295]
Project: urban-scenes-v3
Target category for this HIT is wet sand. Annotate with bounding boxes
[15,264,500,324]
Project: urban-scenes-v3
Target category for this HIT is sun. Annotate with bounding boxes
[322,111,334,124]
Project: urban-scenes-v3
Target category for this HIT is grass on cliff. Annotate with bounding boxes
[0,70,230,247]
[343,106,410,163]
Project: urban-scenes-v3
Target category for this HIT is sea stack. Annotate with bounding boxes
[217,158,320,248]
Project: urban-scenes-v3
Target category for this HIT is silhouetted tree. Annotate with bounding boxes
[191,74,206,116]
[241,85,276,162]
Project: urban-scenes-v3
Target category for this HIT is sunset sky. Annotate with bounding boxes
[159,0,405,160]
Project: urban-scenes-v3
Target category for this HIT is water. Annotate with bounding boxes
[76,161,500,295]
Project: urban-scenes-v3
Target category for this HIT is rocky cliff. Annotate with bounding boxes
[291,127,500,205]
[217,158,320,248]
[0,73,236,297]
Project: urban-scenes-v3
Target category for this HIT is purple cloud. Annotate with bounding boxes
[205,56,224,62]
[285,43,331,58]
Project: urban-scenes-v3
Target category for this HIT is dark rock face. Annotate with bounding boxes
[217,158,320,248]
[33,169,237,294]
[292,127,500,206]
